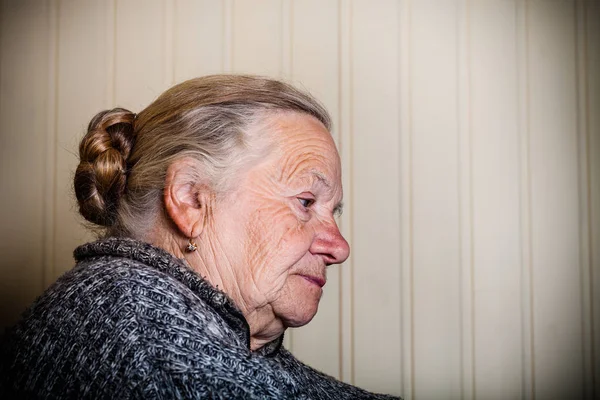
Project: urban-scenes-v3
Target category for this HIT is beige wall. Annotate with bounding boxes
[1,1,599,399]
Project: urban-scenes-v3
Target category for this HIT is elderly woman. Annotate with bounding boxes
[0,75,398,399]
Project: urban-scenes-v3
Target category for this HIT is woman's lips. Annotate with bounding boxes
[300,275,326,288]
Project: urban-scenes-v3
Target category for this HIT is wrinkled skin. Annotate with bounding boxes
[193,112,350,350]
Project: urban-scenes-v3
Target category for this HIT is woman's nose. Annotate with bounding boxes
[310,221,350,265]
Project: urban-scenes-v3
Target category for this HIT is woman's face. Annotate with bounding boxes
[212,112,349,328]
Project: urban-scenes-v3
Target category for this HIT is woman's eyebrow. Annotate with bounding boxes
[309,170,343,215]
[311,170,331,189]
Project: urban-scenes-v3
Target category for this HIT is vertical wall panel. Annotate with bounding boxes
[289,1,339,127]
[398,0,414,397]
[280,0,291,80]
[174,0,224,83]
[115,0,164,110]
[587,0,600,397]
[528,1,583,398]
[351,0,401,395]
[411,0,461,398]
[0,0,51,328]
[516,1,535,398]
[164,0,174,88]
[576,1,594,398]
[457,1,474,398]
[53,0,109,278]
[222,0,233,73]
[231,0,281,75]
[470,1,523,398]
[338,0,354,385]
[43,0,58,289]
[287,0,341,379]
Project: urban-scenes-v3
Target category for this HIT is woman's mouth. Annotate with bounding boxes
[300,275,326,288]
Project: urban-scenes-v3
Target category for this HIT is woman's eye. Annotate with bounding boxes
[298,198,314,208]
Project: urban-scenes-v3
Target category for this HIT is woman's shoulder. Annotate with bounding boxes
[33,238,226,330]
[4,237,237,354]
[40,241,197,314]
[274,348,402,400]
[0,239,244,397]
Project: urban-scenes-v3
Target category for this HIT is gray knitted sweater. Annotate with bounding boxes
[0,238,400,399]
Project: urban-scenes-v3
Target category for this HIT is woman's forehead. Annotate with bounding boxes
[264,113,337,155]
[262,113,341,182]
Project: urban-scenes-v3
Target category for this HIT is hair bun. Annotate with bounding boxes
[74,108,136,226]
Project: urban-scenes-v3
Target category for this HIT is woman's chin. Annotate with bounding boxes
[281,307,319,328]
[271,275,324,327]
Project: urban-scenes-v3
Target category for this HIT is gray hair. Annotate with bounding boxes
[74,75,332,239]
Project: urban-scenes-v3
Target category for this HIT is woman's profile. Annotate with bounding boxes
[0,75,399,399]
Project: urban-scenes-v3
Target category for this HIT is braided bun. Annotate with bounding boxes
[74,108,135,227]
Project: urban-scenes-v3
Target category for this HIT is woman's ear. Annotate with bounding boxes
[163,158,211,239]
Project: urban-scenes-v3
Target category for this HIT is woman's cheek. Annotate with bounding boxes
[278,220,314,255]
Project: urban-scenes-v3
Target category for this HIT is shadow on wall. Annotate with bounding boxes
[0,231,82,331]
[0,245,46,332]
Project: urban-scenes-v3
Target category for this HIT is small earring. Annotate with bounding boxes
[185,238,197,252]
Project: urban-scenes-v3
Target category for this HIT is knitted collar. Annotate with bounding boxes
[73,237,283,357]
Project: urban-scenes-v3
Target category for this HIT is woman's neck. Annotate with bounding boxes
[244,305,285,351]
[151,229,285,352]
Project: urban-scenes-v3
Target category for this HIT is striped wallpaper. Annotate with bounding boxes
[0,1,598,398]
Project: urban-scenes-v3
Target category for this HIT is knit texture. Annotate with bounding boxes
[0,238,400,399]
